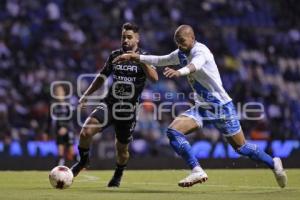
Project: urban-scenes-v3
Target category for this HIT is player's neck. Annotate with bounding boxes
[124,46,138,53]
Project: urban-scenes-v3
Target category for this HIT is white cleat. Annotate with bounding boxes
[178,170,208,187]
[273,157,287,188]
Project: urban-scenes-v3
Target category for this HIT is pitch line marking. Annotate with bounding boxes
[75,175,99,182]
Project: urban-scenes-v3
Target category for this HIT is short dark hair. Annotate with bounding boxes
[122,22,139,33]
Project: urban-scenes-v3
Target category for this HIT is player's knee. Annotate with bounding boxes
[116,144,129,155]
[80,128,94,139]
[167,128,180,139]
[81,117,101,138]
[116,149,129,163]
[168,116,198,134]
[166,128,186,142]
[117,150,129,160]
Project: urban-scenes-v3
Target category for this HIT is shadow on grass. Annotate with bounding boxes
[34,186,299,195]
[72,187,206,194]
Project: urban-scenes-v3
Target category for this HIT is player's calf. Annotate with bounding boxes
[236,143,274,169]
[236,143,288,188]
[108,142,129,187]
[71,124,100,177]
[116,141,130,165]
[166,128,200,169]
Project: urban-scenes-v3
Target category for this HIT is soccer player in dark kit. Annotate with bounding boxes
[49,84,76,166]
[71,22,158,187]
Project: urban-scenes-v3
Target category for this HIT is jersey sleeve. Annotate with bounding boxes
[140,50,156,69]
[139,49,180,66]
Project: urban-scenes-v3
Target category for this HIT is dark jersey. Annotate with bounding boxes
[100,48,149,111]
[48,102,74,133]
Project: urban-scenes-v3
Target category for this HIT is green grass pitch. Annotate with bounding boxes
[0,169,299,200]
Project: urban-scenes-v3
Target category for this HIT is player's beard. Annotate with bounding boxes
[122,44,132,52]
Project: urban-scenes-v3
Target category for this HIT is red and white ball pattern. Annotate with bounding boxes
[49,166,74,189]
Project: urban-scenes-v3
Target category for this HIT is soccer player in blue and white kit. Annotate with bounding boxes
[114,25,287,188]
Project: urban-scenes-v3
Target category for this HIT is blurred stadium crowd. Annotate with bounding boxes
[0,0,300,156]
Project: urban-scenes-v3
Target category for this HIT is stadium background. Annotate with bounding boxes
[0,0,299,170]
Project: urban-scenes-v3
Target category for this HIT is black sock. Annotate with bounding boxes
[78,147,89,164]
[116,163,127,169]
[114,163,126,178]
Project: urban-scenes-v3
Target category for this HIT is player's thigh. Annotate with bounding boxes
[89,104,112,128]
[81,105,112,137]
[169,115,199,135]
[214,101,245,149]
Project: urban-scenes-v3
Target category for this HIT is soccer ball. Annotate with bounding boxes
[49,166,74,189]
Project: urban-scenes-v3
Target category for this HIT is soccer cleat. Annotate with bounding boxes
[70,157,89,177]
[107,176,121,187]
[178,169,208,187]
[273,157,287,188]
[107,165,126,187]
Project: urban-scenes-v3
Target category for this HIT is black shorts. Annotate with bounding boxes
[90,104,136,144]
[56,131,75,146]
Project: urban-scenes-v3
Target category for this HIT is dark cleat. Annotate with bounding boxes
[107,177,121,187]
[71,158,89,177]
[107,164,126,187]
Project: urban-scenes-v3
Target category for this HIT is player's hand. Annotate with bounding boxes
[58,127,68,136]
[112,53,139,63]
[79,95,88,109]
[163,67,180,78]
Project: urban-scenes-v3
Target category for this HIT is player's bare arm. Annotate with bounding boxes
[113,52,140,63]
[79,74,106,108]
[112,53,158,81]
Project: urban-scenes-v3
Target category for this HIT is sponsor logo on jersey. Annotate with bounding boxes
[114,64,138,72]
[113,75,136,82]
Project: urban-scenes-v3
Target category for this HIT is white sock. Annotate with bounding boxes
[192,166,203,173]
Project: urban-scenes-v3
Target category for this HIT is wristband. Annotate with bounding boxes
[178,67,191,76]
